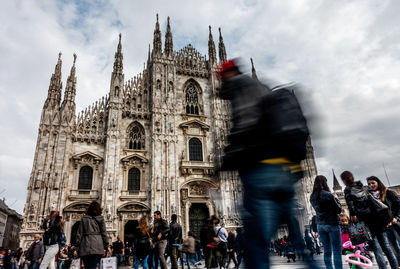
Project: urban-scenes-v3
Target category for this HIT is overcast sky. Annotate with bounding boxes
[1,0,399,214]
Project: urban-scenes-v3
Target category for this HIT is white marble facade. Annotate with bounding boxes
[20,15,317,248]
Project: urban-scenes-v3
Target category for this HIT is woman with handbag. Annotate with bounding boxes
[310,175,342,269]
[75,201,109,269]
[40,211,62,269]
[341,171,398,269]
[133,216,152,269]
[367,176,400,265]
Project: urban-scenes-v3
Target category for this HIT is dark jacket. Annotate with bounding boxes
[153,218,169,242]
[218,74,308,170]
[227,232,236,250]
[75,215,109,256]
[42,217,62,245]
[200,221,215,247]
[310,190,341,225]
[133,227,151,259]
[168,221,182,245]
[385,189,400,219]
[25,241,45,262]
[344,181,371,219]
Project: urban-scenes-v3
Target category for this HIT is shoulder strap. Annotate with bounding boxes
[216,228,222,237]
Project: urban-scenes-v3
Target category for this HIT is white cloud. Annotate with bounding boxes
[1,0,399,213]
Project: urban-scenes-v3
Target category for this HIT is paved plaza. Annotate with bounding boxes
[120,253,380,268]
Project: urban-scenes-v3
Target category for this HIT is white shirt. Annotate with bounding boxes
[214,226,228,243]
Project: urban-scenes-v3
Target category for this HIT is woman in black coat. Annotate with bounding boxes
[133,216,151,269]
[367,176,400,265]
[76,201,109,269]
[310,175,342,269]
[341,171,398,269]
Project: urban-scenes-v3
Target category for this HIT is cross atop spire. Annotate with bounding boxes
[63,53,77,104]
[208,26,217,65]
[113,33,123,75]
[251,58,258,80]
[218,27,226,63]
[164,16,173,56]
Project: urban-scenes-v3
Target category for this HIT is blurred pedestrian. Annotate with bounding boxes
[169,214,182,269]
[25,235,44,269]
[181,231,196,269]
[75,201,109,269]
[133,216,151,269]
[225,228,238,269]
[152,211,169,269]
[40,211,62,269]
[341,171,398,269]
[111,236,124,267]
[217,59,317,269]
[310,175,342,269]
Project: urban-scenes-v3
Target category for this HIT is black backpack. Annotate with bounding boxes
[255,85,310,163]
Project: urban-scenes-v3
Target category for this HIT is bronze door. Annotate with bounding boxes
[189,203,209,239]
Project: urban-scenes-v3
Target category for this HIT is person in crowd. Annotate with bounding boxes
[133,216,151,269]
[200,218,217,269]
[25,235,44,269]
[285,241,296,263]
[152,211,169,269]
[181,231,196,269]
[168,214,182,269]
[217,59,317,269]
[124,242,131,266]
[367,176,400,264]
[304,230,315,262]
[75,201,109,269]
[40,211,62,269]
[57,245,68,269]
[3,249,12,269]
[341,170,398,269]
[194,236,202,266]
[212,217,228,269]
[310,175,342,269]
[225,228,238,269]
[111,236,125,267]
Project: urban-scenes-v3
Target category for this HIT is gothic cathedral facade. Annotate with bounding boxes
[20,15,318,248]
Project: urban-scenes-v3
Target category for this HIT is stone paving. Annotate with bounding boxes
[120,253,380,268]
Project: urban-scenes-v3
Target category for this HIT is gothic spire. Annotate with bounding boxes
[218,27,227,63]
[147,44,151,64]
[250,58,258,80]
[332,169,342,192]
[208,26,217,66]
[45,52,63,108]
[113,33,123,75]
[62,53,77,106]
[153,14,162,55]
[164,16,173,56]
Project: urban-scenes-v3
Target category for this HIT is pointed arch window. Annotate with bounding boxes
[128,168,140,191]
[189,138,203,161]
[185,84,200,115]
[128,123,145,150]
[78,166,93,190]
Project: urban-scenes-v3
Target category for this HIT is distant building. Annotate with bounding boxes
[0,199,23,249]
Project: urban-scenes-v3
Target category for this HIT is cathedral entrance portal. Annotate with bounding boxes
[70,221,80,245]
[189,203,209,239]
[124,220,138,245]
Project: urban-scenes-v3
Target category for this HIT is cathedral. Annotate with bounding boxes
[20,15,318,248]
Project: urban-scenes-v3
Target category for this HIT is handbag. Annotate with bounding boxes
[146,230,155,249]
[362,187,392,227]
[348,221,372,245]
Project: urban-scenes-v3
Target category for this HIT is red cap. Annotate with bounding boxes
[219,60,237,73]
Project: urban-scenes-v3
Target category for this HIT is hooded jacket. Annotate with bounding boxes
[75,215,109,256]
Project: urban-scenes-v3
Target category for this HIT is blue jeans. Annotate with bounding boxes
[387,226,400,264]
[239,163,318,269]
[134,255,149,269]
[29,261,40,269]
[369,231,399,269]
[317,224,343,269]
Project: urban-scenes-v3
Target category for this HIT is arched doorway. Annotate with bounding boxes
[124,220,138,245]
[70,221,80,245]
[189,203,209,239]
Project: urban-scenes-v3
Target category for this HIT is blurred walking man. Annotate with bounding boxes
[217,59,317,269]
